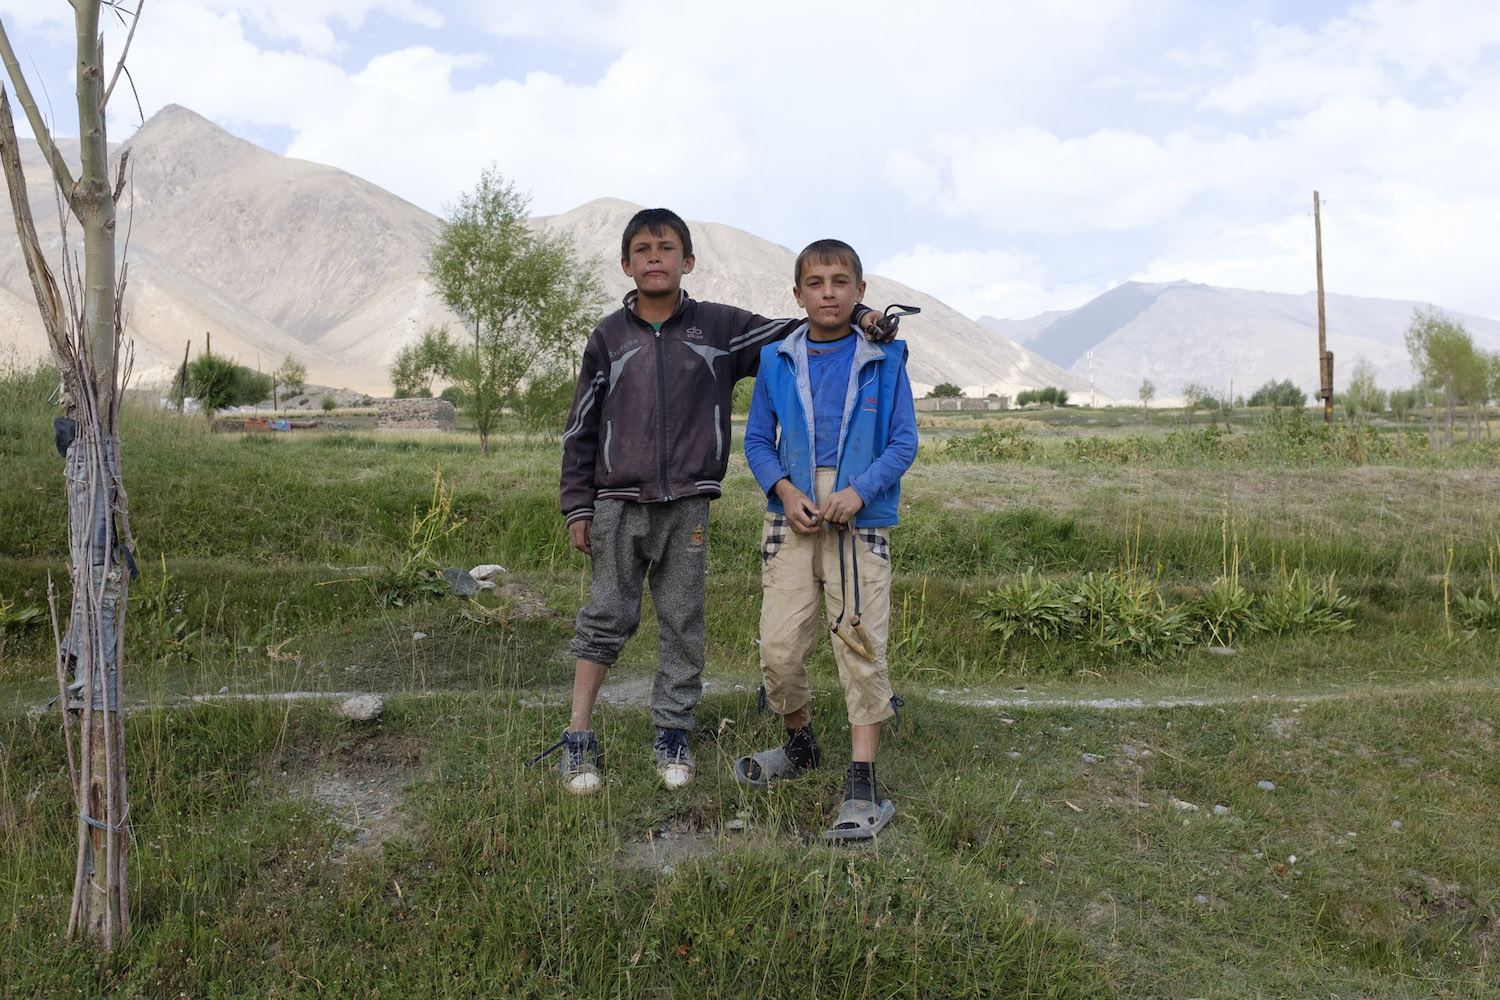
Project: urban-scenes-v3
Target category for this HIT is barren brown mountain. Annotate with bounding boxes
[0,105,1091,399]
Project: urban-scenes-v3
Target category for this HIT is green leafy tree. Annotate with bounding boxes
[428,168,604,455]
[1138,377,1155,424]
[1389,387,1418,424]
[235,367,272,406]
[1180,381,1207,428]
[186,353,271,414]
[1404,308,1483,446]
[928,382,964,398]
[186,352,241,416]
[1343,357,1378,423]
[273,354,307,402]
[390,324,458,398]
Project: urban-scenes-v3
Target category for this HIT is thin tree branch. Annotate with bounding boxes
[100,0,142,111]
[0,19,78,202]
[0,86,71,365]
[111,146,127,201]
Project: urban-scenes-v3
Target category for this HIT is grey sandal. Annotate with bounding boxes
[822,796,896,841]
[733,747,811,787]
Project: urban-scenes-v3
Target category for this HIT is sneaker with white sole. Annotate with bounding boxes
[653,727,695,788]
[531,729,602,795]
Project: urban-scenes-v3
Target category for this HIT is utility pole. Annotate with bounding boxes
[1314,191,1333,423]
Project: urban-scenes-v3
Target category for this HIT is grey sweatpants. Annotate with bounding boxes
[570,496,711,730]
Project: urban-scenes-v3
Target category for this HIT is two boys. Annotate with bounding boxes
[548,210,915,838]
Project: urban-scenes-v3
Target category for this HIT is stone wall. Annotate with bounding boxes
[915,396,1010,412]
[375,397,457,432]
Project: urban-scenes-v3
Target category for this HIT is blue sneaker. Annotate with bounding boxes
[531,729,601,795]
[653,727,695,789]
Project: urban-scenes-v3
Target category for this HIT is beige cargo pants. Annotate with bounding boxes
[758,468,895,727]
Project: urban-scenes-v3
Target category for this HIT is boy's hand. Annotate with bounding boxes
[819,487,865,528]
[569,519,592,556]
[857,308,897,344]
[773,479,821,534]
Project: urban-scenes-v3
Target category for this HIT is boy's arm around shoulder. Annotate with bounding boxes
[698,301,885,383]
[559,327,609,525]
[848,348,919,504]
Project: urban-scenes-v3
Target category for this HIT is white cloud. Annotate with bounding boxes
[873,243,1091,319]
[6,0,1500,324]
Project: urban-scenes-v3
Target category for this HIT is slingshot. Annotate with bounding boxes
[875,302,921,338]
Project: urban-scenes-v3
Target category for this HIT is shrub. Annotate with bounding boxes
[1247,379,1307,409]
[945,424,1035,462]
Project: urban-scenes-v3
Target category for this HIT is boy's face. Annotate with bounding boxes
[621,226,694,298]
[793,258,866,339]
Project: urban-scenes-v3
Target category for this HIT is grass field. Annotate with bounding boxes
[1,366,1497,998]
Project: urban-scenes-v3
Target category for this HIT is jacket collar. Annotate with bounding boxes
[777,323,887,368]
[622,288,691,325]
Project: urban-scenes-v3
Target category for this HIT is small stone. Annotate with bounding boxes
[1213,804,1231,816]
[657,831,672,841]
[726,819,745,831]
[1057,726,1072,733]
[339,694,384,721]
[442,567,479,598]
[999,717,1016,725]
[412,632,427,640]
[661,864,675,875]
[1194,894,1208,904]
[1204,646,1238,656]
[470,564,507,581]
[1082,753,1102,764]
[1120,744,1138,757]
[1170,797,1199,811]
[1007,751,1022,760]
[218,685,229,695]
[1390,820,1402,830]
[1257,780,1276,791]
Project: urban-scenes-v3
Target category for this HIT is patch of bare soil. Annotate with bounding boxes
[1398,873,1473,920]
[281,732,422,857]
[615,820,729,873]
[494,582,560,621]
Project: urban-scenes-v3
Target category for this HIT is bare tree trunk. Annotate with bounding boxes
[0,1,140,948]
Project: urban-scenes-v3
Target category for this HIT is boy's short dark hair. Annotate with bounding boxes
[621,208,693,261]
[795,239,863,285]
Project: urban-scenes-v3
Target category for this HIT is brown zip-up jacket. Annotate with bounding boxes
[560,290,800,525]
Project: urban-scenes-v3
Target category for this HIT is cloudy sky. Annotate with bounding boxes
[4,0,1499,321]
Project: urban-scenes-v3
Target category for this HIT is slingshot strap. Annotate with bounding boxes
[832,528,848,634]
[849,519,861,619]
[832,521,864,632]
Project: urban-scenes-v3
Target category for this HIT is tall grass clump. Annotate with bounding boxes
[980,563,1357,662]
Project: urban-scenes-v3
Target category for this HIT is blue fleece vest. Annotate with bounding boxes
[755,331,909,526]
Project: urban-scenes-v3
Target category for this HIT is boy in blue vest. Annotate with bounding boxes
[737,239,917,839]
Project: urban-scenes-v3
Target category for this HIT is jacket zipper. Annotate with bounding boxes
[654,324,672,501]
